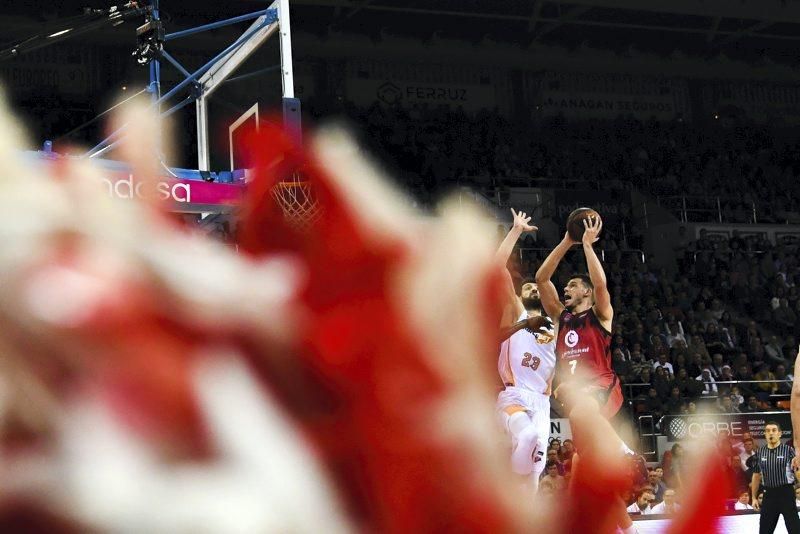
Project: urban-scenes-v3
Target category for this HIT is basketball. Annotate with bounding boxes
[566,207,601,241]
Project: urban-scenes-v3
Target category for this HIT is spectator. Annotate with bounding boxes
[687,353,705,377]
[626,488,655,515]
[741,395,761,413]
[652,366,672,399]
[665,320,686,348]
[718,394,739,414]
[774,298,797,329]
[662,443,684,489]
[719,364,736,384]
[696,368,718,396]
[726,454,748,493]
[775,365,792,395]
[639,368,653,387]
[545,448,565,476]
[738,436,758,471]
[673,368,699,398]
[710,353,727,379]
[560,439,576,475]
[539,460,566,493]
[735,491,755,510]
[648,469,667,503]
[628,350,652,382]
[782,336,798,361]
[704,323,731,354]
[765,335,787,366]
[736,364,755,397]
[689,335,711,361]
[612,349,632,380]
[644,387,663,414]
[730,385,745,407]
[650,489,680,514]
[665,386,683,415]
[649,325,668,350]
[653,353,674,377]
[753,365,777,397]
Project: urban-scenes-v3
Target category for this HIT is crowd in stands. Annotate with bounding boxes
[331,100,800,225]
[611,228,799,424]
[542,428,800,516]
[325,100,800,423]
[502,225,798,425]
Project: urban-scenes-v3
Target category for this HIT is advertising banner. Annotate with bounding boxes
[701,80,800,124]
[346,78,498,113]
[344,59,509,113]
[97,172,243,213]
[0,45,97,96]
[27,152,244,213]
[662,412,793,442]
[549,418,573,443]
[528,71,691,121]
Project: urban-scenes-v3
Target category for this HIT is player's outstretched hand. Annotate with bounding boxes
[530,316,554,337]
[511,208,538,232]
[581,215,602,246]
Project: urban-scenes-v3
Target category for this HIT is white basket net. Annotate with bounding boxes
[270,175,322,231]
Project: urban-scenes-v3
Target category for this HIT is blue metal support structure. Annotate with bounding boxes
[156,18,271,106]
[161,50,191,78]
[82,0,296,176]
[165,10,271,41]
[148,0,161,104]
[86,16,272,157]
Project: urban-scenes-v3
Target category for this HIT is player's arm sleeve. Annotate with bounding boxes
[582,242,612,321]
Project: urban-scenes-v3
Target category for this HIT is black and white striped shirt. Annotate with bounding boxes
[753,443,796,488]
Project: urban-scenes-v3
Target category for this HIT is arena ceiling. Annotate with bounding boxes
[1,1,800,65]
[285,0,800,64]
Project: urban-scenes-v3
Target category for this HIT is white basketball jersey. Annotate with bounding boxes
[498,311,556,395]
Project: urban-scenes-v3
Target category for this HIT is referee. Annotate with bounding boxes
[751,421,800,534]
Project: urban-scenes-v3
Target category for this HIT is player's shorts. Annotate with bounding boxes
[559,375,623,420]
[587,376,623,420]
[497,386,551,468]
[496,386,551,416]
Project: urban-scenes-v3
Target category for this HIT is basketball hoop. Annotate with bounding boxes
[270,173,322,230]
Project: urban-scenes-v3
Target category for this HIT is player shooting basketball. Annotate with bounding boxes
[535,213,624,419]
[495,209,556,494]
[535,212,640,534]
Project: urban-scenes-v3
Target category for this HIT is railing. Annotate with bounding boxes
[624,379,793,405]
[637,414,657,455]
[691,250,766,262]
[655,195,758,224]
[518,247,646,264]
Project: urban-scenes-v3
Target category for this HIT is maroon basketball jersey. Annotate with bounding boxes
[556,308,615,388]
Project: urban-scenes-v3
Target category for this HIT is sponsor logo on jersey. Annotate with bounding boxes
[565,330,579,348]
[536,332,555,344]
